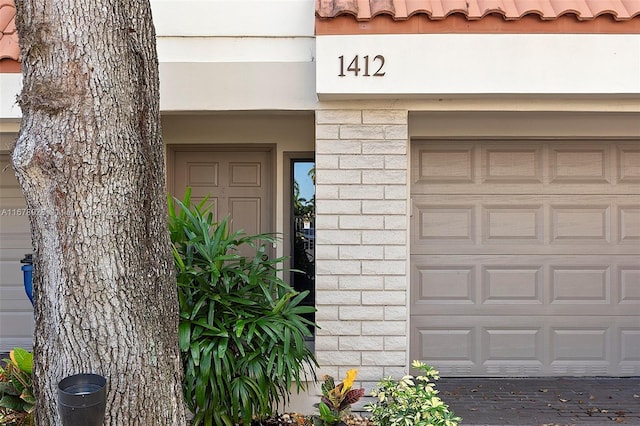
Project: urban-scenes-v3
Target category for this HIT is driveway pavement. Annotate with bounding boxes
[437,377,640,426]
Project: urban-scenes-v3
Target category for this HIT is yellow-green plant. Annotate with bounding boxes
[0,348,35,426]
[316,369,365,425]
[364,360,461,426]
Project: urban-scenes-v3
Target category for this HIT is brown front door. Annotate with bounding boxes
[168,147,273,241]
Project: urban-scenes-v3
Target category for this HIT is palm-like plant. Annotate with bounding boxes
[168,189,318,426]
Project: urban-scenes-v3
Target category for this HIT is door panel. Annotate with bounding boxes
[171,149,272,237]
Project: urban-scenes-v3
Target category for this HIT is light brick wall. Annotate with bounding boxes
[315,108,409,387]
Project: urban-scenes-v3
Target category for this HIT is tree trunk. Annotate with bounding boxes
[12,1,186,424]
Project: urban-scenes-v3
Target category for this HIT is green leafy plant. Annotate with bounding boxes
[364,360,461,426]
[168,189,318,426]
[0,348,35,426]
[314,369,364,425]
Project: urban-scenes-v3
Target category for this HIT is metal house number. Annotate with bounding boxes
[338,55,386,77]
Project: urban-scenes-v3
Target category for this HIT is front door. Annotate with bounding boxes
[168,147,273,241]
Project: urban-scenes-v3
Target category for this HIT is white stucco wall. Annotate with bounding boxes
[316,34,640,98]
[4,2,640,119]
[0,0,318,119]
[151,0,314,37]
[0,74,21,119]
[154,0,318,110]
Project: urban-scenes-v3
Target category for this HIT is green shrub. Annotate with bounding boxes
[168,190,318,426]
[0,348,35,426]
[364,360,461,426]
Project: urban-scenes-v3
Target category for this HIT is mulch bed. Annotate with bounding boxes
[249,413,373,425]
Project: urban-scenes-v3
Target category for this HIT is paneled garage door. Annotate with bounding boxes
[410,140,640,376]
[0,154,34,352]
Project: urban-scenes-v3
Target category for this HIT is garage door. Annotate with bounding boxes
[0,153,35,352]
[410,140,640,376]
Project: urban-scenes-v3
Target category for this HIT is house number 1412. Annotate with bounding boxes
[338,55,386,77]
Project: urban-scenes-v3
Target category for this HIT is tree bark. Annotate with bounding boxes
[12,0,186,424]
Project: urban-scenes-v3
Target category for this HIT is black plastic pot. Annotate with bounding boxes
[57,373,107,426]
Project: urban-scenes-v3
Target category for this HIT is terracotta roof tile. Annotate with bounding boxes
[0,0,19,62]
[316,0,640,21]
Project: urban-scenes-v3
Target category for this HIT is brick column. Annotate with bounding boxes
[314,109,409,385]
